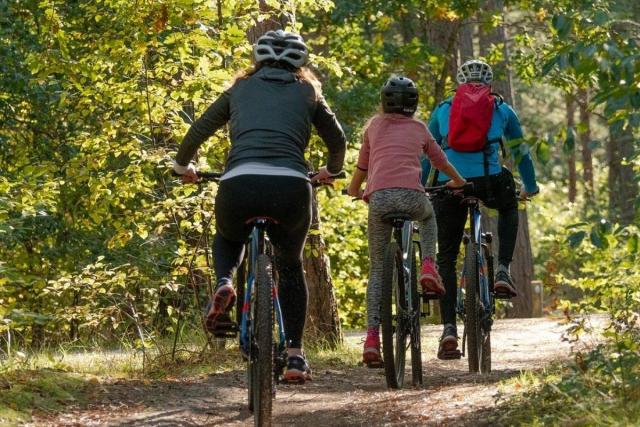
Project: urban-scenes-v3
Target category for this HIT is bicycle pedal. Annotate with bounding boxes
[365,360,384,369]
[493,291,515,300]
[422,291,442,301]
[438,349,462,360]
[207,317,239,338]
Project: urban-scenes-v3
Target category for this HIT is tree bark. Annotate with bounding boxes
[577,88,594,204]
[479,0,533,318]
[245,1,342,345]
[303,191,342,345]
[608,123,638,225]
[427,19,460,110]
[459,17,475,62]
[566,94,577,203]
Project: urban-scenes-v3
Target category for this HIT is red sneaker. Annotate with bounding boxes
[420,257,445,295]
[363,328,383,368]
[205,283,236,332]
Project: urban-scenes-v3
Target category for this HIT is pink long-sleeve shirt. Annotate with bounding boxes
[357,114,448,201]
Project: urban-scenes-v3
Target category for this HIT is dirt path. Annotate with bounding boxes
[33,317,573,426]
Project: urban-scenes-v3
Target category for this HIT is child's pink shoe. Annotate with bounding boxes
[420,257,445,295]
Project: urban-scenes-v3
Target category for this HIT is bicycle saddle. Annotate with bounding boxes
[381,212,413,221]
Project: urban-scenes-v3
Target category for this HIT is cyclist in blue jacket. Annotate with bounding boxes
[423,60,539,359]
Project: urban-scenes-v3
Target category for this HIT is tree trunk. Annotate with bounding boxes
[246,0,288,43]
[459,17,475,62]
[577,88,594,204]
[608,123,638,225]
[303,191,342,345]
[479,0,533,318]
[246,2,342,345]
[427,19,460,110]
[566,94,577,203]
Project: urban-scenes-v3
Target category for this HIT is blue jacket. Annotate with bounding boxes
[423,96,538,193]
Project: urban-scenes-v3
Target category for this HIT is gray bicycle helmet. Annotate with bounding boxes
[381,76,419,116]
[456,59,493,84]
[253,29,309,69]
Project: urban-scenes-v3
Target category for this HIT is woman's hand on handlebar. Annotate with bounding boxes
[311,166,340,185]
[173,162,199,183]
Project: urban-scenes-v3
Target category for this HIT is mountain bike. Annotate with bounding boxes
[427,184,499,374]
[379,211,424,389]
[182,170,342,427]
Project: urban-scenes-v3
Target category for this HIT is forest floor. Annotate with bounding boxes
[27,317,582,427]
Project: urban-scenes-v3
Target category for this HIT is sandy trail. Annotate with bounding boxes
[33,317,573,426]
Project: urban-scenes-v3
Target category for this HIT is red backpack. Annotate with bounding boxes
[448,83,495,152]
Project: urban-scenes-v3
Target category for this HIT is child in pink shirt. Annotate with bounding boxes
[347,76,466,367]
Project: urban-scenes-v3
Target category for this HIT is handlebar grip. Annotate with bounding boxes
[308,170,347,179]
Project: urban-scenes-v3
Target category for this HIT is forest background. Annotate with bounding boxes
[0,0,639,423]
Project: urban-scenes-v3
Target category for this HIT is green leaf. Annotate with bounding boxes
[568,231,587,248]
[590,226,603,248]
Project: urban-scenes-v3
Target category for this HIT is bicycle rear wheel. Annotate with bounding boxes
[463,240,480,373]
[381,241,407,389]
[409,242,423,386]
[250,254,274,426]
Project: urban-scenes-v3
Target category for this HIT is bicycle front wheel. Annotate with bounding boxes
[381,241,408,389]
[463,241,481,373]
[251,254,274,426]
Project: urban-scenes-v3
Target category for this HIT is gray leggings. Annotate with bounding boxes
[367,188,437,328]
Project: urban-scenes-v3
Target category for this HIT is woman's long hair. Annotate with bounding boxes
[234,61,322,97]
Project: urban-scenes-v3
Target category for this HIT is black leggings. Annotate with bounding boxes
[213,174,312,348]
[434,167,519,325]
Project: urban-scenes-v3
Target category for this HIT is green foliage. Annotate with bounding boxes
[494,344,640,425]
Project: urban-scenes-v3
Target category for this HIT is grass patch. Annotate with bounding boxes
[0,368,94,425]
[306,340,361,370]
[489,344,640,426]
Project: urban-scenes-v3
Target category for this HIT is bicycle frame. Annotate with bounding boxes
[239,219,286,361]
[392,219,419,312]
[457,202,495,329]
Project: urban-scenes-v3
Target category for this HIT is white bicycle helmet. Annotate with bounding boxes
[456,59,493,84]
[253,29,309,69]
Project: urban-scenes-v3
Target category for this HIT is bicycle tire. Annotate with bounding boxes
[481,330,491,373]
[463,240,480,373]
[409,242,423,387]
[381,241,407,389]
[253,254,274,426]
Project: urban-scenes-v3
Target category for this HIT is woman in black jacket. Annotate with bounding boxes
[173,30,346,383]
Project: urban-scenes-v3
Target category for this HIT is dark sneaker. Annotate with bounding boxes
[494,270,517,298]
[205,283,236,333]
[282,355,312,384]
[437,323,461,360]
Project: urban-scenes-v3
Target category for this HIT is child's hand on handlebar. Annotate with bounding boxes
[346,186,364,199]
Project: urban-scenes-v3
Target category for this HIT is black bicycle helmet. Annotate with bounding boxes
[253,29,309,69]
[381,76,419,116]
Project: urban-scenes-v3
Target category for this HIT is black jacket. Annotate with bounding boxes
[175,65,346,175]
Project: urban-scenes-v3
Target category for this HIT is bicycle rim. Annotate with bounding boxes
[381,242,407,389]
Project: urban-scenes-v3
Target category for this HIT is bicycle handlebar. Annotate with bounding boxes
[172,170,346,184]
[424,182,474,195]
